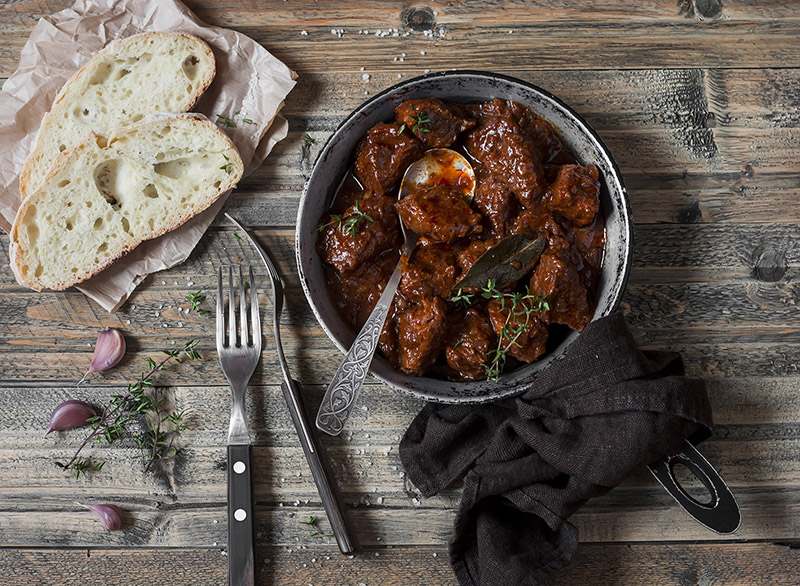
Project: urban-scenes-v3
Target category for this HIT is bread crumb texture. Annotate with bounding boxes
[12,115,243,291]
[21,32,215,196]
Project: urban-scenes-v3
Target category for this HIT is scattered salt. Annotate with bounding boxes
[300,30,308,36]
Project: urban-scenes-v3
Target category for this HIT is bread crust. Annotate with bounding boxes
[11,114,242,292]
[19,32,216,198]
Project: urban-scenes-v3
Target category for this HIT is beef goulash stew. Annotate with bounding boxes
[317,98,605,382]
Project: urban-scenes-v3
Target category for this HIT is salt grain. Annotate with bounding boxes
[361,72,371,82]
[300,30,308,36]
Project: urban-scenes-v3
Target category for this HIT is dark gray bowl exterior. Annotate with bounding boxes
[296,71,631,404]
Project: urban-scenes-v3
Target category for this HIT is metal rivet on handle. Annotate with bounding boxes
[233,461,246,474]
[234,508,247,522]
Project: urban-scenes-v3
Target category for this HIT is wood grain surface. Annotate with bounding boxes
[1,0,799,584]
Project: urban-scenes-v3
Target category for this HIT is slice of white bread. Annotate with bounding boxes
[10,115,243,291]
[19,32,215,197]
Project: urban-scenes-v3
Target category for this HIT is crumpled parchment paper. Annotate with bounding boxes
[0,0,296,310]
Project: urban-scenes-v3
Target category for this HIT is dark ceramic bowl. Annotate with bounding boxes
[296,70,631,403]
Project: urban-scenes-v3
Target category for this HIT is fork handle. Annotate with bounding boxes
[228,444,255,586]
[282,378,355,555]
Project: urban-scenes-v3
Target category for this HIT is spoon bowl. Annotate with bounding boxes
[397,147,476,253]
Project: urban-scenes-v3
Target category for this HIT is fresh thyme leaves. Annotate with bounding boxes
[481,279,549,381]
[233,232,243,242]
[396,123,406,135]
[300,514,333,538]
[303,133,317,147]
[235,111,256,125]
[217,112,257,129]
[449,288,474,308]
[185,290,207,314]
[410,111,431,133]
[216,114,237,128]
[55,340,201,477]
[56,457,104,479]
[219,154,234,174]
[317,200,374,237]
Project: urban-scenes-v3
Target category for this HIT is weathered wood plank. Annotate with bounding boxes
[236,67,800,226]
[0,434,793,505]
[0,486,798,546]
[4,280,800,347]
[2,1,800,77]
[2,542,799,586]
[0,223,798,382]
[2,376,797,436]
[1,67,799,228]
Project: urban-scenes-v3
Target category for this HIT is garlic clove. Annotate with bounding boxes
[78,502,124,531]
[78,328,126,385]
[46,400,97,434]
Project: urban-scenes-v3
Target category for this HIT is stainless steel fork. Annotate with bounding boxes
[216,265,260,586]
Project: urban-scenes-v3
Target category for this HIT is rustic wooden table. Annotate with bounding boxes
[2,1,800,584]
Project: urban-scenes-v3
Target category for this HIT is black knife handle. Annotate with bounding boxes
[649,439,741,534]
[228,444,255,586]
[282,378,355,555]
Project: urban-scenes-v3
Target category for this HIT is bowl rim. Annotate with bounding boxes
[296,69,632,403]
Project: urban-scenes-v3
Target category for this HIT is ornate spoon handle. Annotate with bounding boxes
[316,263,402,436]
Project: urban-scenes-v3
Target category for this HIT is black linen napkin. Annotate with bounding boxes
[399,312,712,586]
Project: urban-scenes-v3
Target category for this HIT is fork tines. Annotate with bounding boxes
[216,265,261,351]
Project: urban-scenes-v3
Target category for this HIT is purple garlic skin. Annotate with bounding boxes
[78,328,126,385]
[46,400,97,434]
[90,328,126,373]
[79,503,124,531]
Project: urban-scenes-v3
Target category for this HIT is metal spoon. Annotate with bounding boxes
[316,148,476,436]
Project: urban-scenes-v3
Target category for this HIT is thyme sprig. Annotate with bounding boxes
[481,279,549,381]
[216,111,256,129]
[318,200,374,237]
[55,340,201,477]
[300,514,333,538]
[410,111,431,134]
[185,290,207,314]
[449,288,474,308]
[219,154,234,174]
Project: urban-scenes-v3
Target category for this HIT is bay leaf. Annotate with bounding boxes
[454,234,546,291]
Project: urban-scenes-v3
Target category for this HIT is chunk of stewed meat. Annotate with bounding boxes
[395,98,477,148]
[396,185,483,243]
[455,238,497,275]
[546,164,600,227]
[398,296,447,375]
[510,204,572,255]
[465,99,546,207]
[530,252,593,331]
[400,242,459,300]
[377,294,410,368]
[487,299,549,363]
[318,192,401,273]
[329,251,399,327]
[445,308,496,380]
[472,170,517,237]
[510,102,571,165]
[354,123,423,194]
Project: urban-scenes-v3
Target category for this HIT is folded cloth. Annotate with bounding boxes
[399,312,712,586]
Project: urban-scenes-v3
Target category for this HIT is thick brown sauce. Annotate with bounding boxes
[318,98,606,381]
